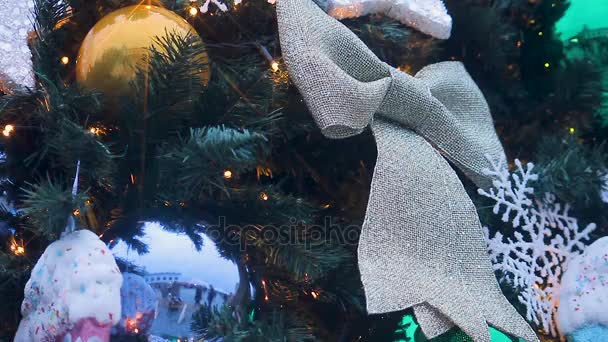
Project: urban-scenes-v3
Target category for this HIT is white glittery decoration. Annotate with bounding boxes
[557,237,608,336]
[326,0,452,39]
[197,0,275,13]
[479,158,596,337]
[14,230,122,341]
[0,0,34,92]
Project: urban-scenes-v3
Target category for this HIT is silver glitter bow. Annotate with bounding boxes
[276,0,539,341]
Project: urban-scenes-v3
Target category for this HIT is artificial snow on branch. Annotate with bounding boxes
[478,158,597,337]
[0,0,34,92]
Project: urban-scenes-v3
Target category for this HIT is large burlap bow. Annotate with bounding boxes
[276,0,539,341]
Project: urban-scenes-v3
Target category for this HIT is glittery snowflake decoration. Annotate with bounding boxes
[0,0,35,92]
[478,158,597,337]
[325,0,452,39]
[193,0,276,13]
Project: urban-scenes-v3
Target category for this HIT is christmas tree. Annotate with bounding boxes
[0,0,606,341]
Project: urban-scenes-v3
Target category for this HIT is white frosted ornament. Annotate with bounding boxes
[325,0,452,39]
[0,0,34,92]
[14,229,123,342]
[557,237,608,339]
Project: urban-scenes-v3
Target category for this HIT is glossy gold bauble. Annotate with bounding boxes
[76,5,209,98]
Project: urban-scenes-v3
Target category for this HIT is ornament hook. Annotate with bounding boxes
[63,160,81,236]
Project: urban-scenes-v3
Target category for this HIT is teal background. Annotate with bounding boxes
[556,0,608,40]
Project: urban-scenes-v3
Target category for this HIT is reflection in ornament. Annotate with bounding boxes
[558,237,608,341]
[144,272,231,338]
[112,224,239,339]
[76,5,210,98]
[113,272,159,337]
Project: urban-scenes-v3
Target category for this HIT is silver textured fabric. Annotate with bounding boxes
[276,0,539,341]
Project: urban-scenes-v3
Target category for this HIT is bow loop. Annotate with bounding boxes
[277,0,539,340]
[278,0,392,139]
[279,0,505,189]
[380,63,506,189]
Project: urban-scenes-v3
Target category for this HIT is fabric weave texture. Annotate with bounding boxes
[276,0,539,341]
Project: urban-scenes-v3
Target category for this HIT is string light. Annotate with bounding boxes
[3,124,14,137]
[538,31,543,37]
[256,166,273,178]
[271,61,280,72]
[544,62,550,68]
[256,44,280,73]
[223,170,233,179]
[311,291,319,299]
[259,192,269,201]
[569,127,575,135]
[60,56,70,65]
[396,65,413,74]
[126,318,138,333]
[189,6,198,16]
[10,239,25,255]
[262,279,269,301]
[89,127,103,135]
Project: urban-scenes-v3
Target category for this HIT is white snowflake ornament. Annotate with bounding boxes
[478,158,596,337]
[326,0,452,39]
[0,0,34,92]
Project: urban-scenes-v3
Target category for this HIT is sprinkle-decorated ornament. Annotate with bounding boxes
[14,229,123,342]
[558,237,608,342]
[76,5,210,98]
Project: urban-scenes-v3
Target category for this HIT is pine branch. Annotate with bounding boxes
[157,126,267,200]
[38,118,116,180]
[534,136,607,215]
[129,31,209,131]
[31,0,71,80]
[193,304,317,342]
[263,236,350,282]
[20,177,88,239]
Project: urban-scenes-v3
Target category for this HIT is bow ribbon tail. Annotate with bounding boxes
[276,0,539,340]
[363,120,537,342]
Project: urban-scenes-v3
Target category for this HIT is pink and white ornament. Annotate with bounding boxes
[14,229,122,342]
[558,237,608,337]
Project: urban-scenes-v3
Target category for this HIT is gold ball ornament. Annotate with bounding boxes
[76,5,209,98]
